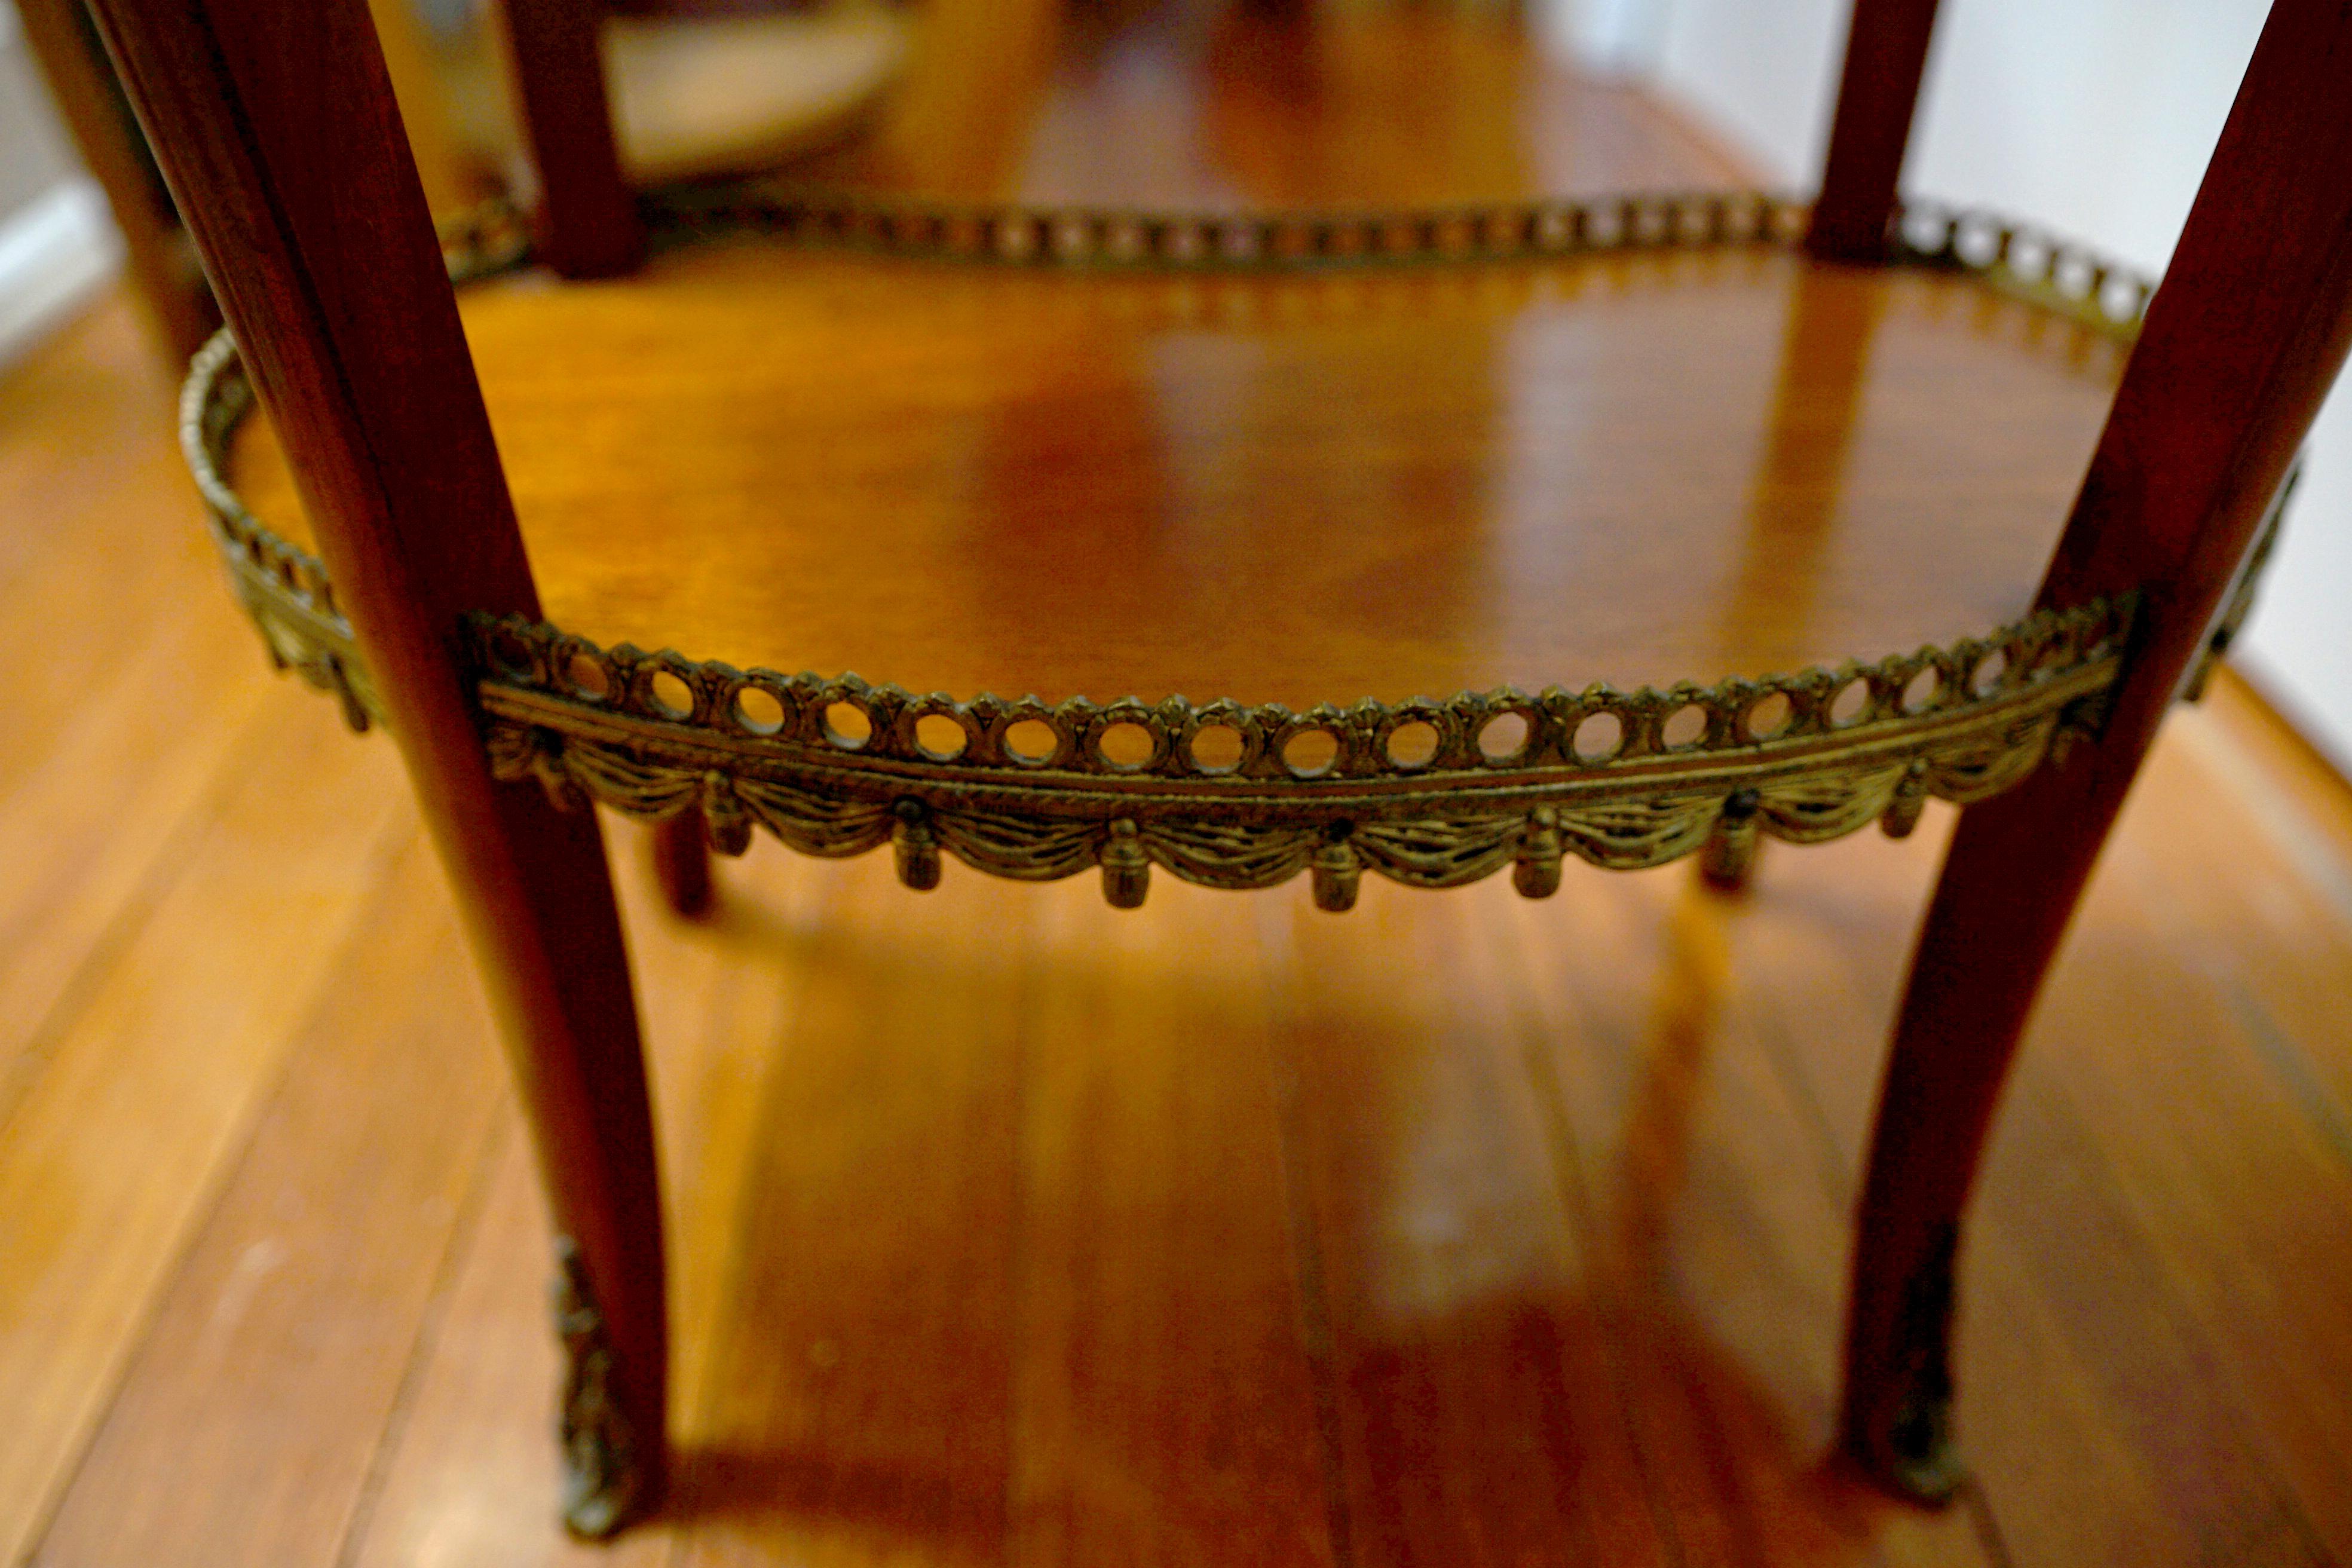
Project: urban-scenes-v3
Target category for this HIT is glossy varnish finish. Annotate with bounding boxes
[494,0,1753,262]
[228,247,2127,708]
[6,291,2352,1566]
[57,0,2352,1542]
[799,1,1750,206]
[225,4,2129,709]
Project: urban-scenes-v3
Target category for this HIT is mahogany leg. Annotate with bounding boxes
[1839,754,2127,1500]
[474,787,670,1536]
[497,0,645,278]
[1809,0,1943,264]
[1843,0,2352,1491]
[651,808,715,918]
[80,0,670,1533]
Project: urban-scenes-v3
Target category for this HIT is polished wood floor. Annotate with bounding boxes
[8,286,2352,1566]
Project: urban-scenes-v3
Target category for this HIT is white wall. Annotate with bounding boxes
[0,0,81,218]
[0,0,123,366]
[0,178,120,363]
[1545,0,2352,770]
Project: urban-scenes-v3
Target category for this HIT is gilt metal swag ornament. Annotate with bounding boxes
[179,186,2287,911]
[464,599,2128,908]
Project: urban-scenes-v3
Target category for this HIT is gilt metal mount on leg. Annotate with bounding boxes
[1846,1221,1964,1504]
[551,1238,647,1538]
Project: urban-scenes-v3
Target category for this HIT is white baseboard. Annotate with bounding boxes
[0,178,123,369]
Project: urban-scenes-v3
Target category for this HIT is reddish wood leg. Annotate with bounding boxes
[82,0,671,1532]
[11,0,219,361]
[481,793,670,1535]
[1839,758,2125,1499]
[497,0,644,278]
[1841,0,2352,1500]
[1809,0,1943,264]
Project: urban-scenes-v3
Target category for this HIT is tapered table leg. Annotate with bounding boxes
[1842,0,2352,1497]
[481,791,670,1535]
[1839,759,2118,1498]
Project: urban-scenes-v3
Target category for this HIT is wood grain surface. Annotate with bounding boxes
[229,251,2145,710]
[794,0,1750,206]
[224,1,2126,709]
[226,243,2129,709]
[2,289,2350,1566]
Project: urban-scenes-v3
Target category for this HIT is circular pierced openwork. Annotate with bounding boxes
[730,683,788,736]
[177,191,2204,909]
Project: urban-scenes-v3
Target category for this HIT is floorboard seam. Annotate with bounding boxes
[0,688,285,1141]
[1493,893,1693,1568]
[14,809,424,1565]
[331,1111,515,1568]
[1254,897,1358,1568]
